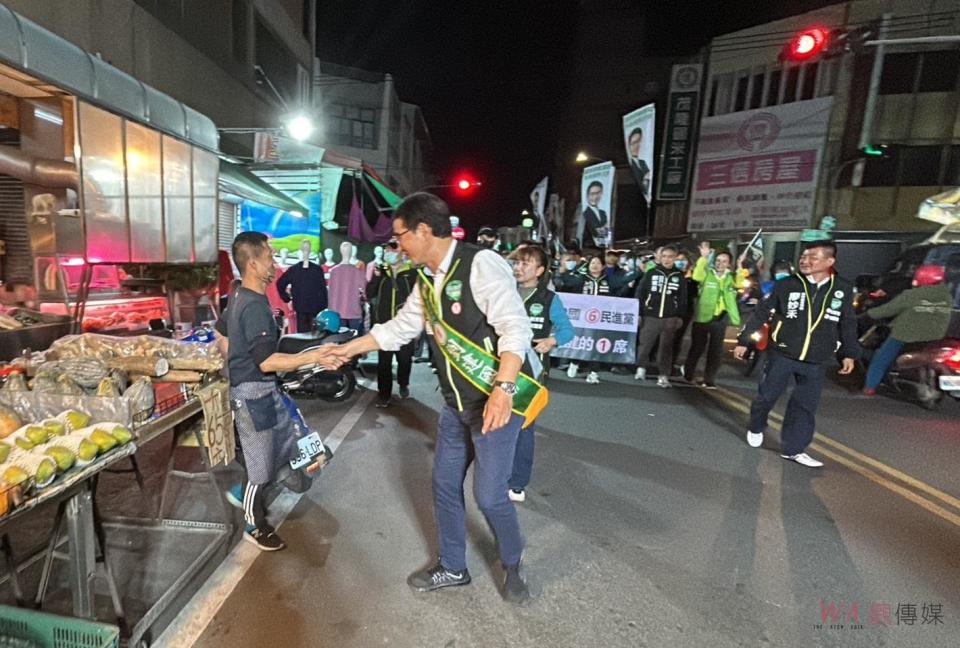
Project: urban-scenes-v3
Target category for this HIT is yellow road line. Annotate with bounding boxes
[808,442,960,527]
[702,386,960,528]
[712,385,960,513]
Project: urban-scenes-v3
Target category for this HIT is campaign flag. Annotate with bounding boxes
[530,176,549,241]
[577,162,616,249]
[622,104,656,202]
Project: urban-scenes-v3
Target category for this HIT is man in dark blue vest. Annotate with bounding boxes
[333,193,541,604]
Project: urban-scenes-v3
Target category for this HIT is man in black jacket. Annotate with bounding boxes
[368,242,416,407]
[634,245,687,387]
[734,241,860,468]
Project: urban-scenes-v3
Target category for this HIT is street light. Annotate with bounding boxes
[285,115,314,141]
[575,151,593,164]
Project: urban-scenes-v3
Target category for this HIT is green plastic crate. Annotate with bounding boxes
[0,606,118,648]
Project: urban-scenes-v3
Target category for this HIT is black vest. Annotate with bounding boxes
[523,284,555,383]
[420,243,534,411]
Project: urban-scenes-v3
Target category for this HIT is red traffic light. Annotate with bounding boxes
[453,175,480,194]
[786,28,828,61]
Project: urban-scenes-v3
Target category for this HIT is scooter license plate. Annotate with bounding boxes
[938,375,960,391]
[290,432,326,470]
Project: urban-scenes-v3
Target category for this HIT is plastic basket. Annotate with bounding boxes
[0,606,118,648]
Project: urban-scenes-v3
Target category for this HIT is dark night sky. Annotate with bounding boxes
[315,0,837,232]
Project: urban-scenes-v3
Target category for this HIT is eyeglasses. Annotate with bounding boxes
[388,228,411,248]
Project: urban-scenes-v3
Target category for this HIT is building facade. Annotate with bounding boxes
[0,0,316,130]
[314,61,431,195]
[678,0,960,237]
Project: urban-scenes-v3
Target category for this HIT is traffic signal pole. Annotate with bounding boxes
[857,13,891,154]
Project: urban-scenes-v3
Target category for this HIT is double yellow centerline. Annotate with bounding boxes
[705,385,960,528]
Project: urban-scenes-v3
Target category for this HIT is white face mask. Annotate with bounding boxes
[564,260,577,271]
[384,251,400,265]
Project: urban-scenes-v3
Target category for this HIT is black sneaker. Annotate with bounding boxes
[399,386,410,399]
[243,525,286,552]
[503,563,531,605]
[407,561,471,592]
[375,396,391,408]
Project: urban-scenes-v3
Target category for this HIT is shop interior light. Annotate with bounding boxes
[285,115,314,141]
[34,107,63,126]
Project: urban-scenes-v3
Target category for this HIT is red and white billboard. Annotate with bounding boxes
[688,97,833,233]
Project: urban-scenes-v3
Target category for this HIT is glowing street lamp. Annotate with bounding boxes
[285,115,314,141]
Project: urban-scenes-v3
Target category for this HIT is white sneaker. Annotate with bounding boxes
[656,376,671,388]
[781,452,824,468]
[746,430,763,448]
[566,362,579,378]
[508,489,526,503]
[586,371,600,384]
[634,367,646,381]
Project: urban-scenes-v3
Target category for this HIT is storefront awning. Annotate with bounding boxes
[364,173,402,209]
[0,5,217,151]
[219,160,307,214]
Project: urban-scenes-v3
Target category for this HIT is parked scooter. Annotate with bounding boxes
[276,310,358,403]
[859,320,960,409]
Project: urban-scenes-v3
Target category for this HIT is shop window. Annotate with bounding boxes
[800,62,818,101]
[918,50,960,92]
[899,146,943,186]
[783,66,799,103]
[193,148,218,263]
[766,69,782,106]
[78,103,129,263]
[329,103,377,149]
[879,53,920,94]
[162,135,193,263]
[708,77,720,116]
[749,72,764,110]
[860,154,898,187]
[125,122,164,263]
[733,74,749,112]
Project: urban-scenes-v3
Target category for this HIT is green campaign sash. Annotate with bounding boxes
[418,270,548,425]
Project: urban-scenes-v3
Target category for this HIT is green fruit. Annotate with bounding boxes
[35,459,55,485]
[56,434,100,463]
[58,410,92,432]
[41,419,67,437]
[89,429,118,453]
[3,466,28,485]
[14,437,33,451]
[0,441,10,462]
[77,439,100,462]
[43,446,76,472]
[24,426,49,446]
[101,424,133,444]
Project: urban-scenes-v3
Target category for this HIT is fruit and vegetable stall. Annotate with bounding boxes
[0,333,234,647]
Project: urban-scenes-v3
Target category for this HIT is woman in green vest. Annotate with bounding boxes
[682,242,742,388]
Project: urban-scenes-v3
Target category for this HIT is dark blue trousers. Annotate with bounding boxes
[434,406,524,572]
[749,349,826,456]
[508,422,536,491]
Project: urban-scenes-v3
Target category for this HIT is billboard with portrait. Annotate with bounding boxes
[622,104,656,202]
[577,162,616,249]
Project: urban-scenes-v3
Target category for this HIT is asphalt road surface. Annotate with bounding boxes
[165,355,960,648]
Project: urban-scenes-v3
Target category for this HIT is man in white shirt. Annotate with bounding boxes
[333,192,534,604]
